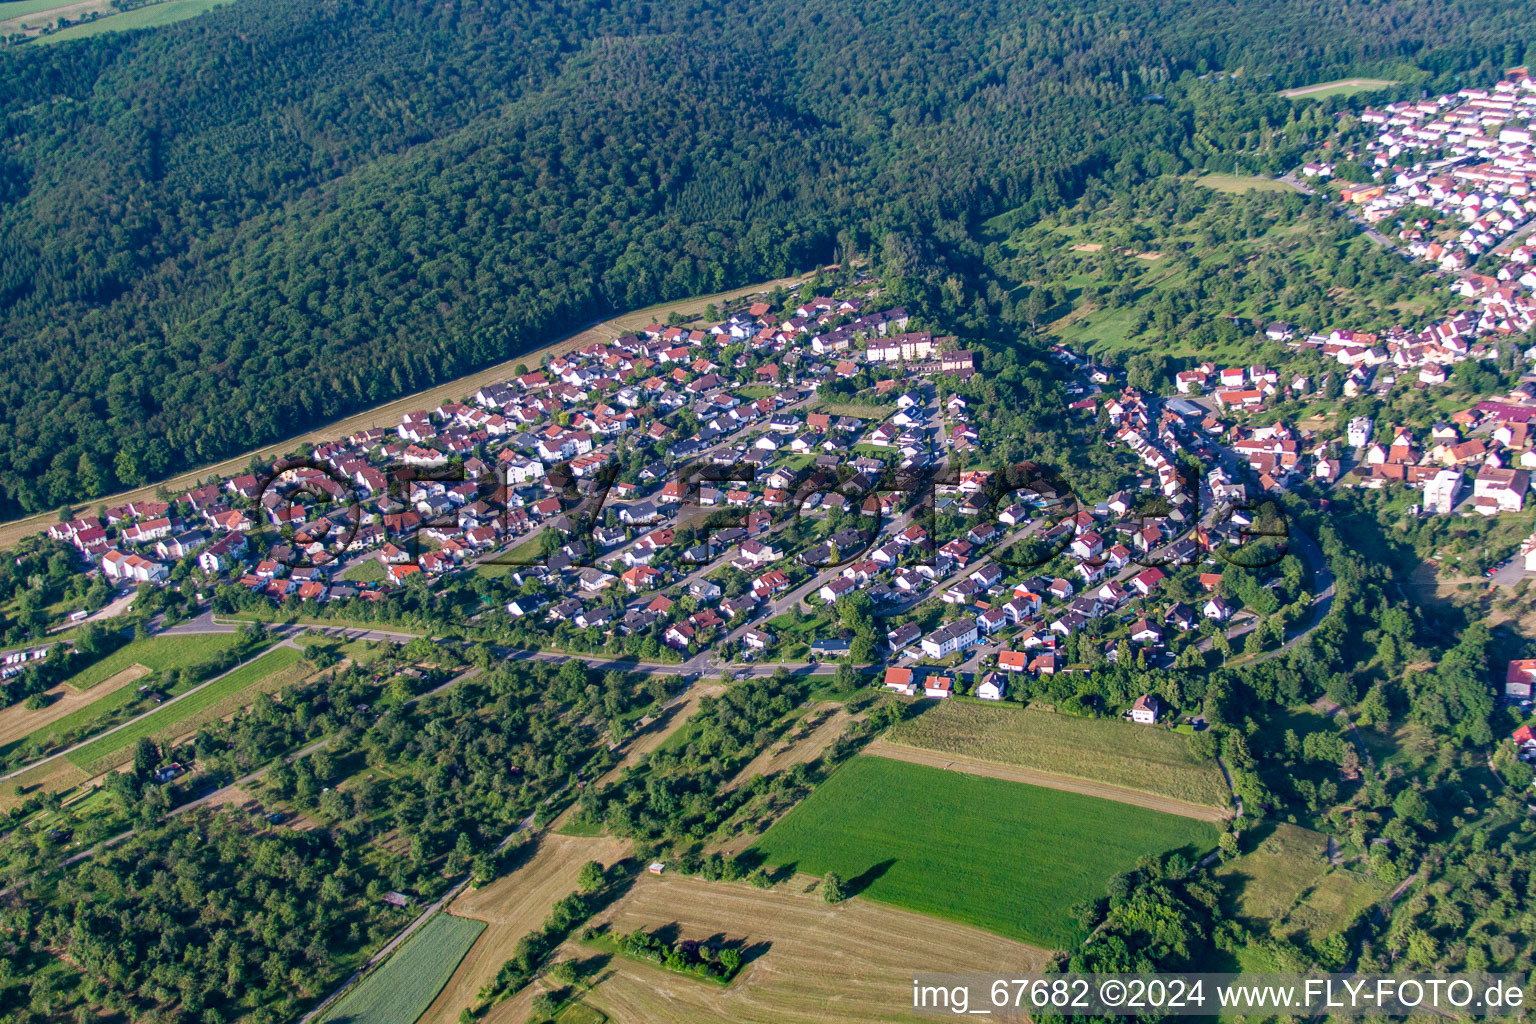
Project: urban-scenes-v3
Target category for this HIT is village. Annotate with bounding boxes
[18,232,1536,718]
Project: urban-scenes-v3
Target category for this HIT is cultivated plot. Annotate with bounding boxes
[320,912,486,1024]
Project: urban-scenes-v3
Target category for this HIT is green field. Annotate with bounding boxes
[64,633,240,691]
[34,0,227,41]
[66,646,307,770]
[0,0,83,22]
[886,700,1229,807]
[321,913,486,1024]
[1279,867,1390,943]
[747,755,1220,948]
[1216,823,1330,924]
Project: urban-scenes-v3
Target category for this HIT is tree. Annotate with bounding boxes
[577,860,605,894]
[820,872,846,904]
[133,737,160,780]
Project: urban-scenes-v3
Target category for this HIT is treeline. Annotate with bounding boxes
[608,926,742,983]
[475,860,625,1009]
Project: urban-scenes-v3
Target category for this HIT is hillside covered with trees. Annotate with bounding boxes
[0,0,1531,515]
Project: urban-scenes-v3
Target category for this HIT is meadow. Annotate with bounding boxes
[321,912,486,1024]
[1189,173,1294,194]
[886,700,1229,807]
[25,0,226,42]
[66,646,308,771]
[745,755,1220,948]
[1215,822,1330,924]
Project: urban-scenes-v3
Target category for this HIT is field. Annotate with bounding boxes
[65,646,308,771]
[1215,823,1330,925]
[417,833,634,1024]
[1279,866,1391,943]
[63,634,240,691]
[0,0,107,34]
[1279,78,1399,99]
[884,700,1229,807]
[1189,173,1294,194]
[0,758,88,811]
[482,871,1048,1024]
[320,913,486,1024]
[745,755,1220,948]
[1215,822,1389,952]
[32,0,226,40]
[0,272,815,552]
[0,665,147,751]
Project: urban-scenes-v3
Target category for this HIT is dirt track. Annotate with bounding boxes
[865,739,1229,822]
[483,871,1048,1024]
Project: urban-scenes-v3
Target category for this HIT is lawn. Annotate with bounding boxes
[341,558,386,583]
[66,646,308,771]
[35,0,228,41]
[746,755,1220,948]
[885,700,1229,807]
[63,633,241,691]
[321,912,486,1024]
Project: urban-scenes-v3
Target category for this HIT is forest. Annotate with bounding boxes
[0,0,1532,515]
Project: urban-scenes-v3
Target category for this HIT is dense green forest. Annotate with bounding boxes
[0,0,1532,514]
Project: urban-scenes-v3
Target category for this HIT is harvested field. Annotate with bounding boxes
[416,833,632,1024]
[482,871,1048,1024]
[884,699,1229,808]
[865,739,1228,822]
[0,665,147,749]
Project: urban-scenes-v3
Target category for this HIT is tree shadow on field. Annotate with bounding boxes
[846,858,896,897]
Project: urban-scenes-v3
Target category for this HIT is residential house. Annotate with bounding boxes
[1130,694,1162,724]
